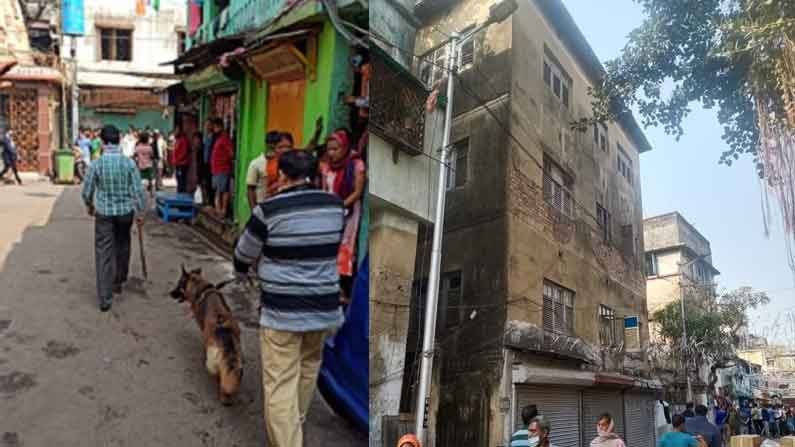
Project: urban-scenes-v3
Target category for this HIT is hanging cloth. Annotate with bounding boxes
[135,0,146,16]
[189,2,202,35]
[152,0,160,11]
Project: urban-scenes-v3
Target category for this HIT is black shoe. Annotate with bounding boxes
[100,302,111,312]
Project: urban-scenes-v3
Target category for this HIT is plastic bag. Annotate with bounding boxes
[194,188,203,205]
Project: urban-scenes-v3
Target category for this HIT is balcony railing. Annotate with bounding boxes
[188,0,289,49]
[371,47,429,156]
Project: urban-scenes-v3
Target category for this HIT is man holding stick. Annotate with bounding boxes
[81,125,147,312]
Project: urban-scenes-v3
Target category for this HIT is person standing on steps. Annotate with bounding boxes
[81,125,146,312]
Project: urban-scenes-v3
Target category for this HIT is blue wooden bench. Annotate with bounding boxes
[155,192,196,223]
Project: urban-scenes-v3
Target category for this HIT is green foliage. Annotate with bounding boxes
[587,0,795,174]
[651,287,769,364]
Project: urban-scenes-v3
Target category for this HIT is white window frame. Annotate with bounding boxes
[645,252,658,277]
[599,304,617,347]
[419,44,448,87]
[543,158,573,218]
[543,280,575,335]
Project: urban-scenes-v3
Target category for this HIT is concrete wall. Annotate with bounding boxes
[370,133,436,223]
[644,212,712,259]
[371,0,418,69]
[369,209,420,447]
[65,0,186,74]
[506,0,648,345]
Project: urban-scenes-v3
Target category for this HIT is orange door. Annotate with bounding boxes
[266,80,305,146]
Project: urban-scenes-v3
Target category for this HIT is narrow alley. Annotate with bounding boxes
[0,181,366,447]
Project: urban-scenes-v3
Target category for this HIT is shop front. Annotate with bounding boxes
[0,65,64,174]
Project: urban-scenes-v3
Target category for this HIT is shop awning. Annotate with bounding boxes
[159,35,245,73]
[2,65,63,84]
[182,65,235,93]
[78,71,181,90]
[234,28,319,83]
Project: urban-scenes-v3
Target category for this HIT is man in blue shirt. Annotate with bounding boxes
[685,405,722,447]
[659,414,700,447]
[0,129,21,185]
[81,125,146,312]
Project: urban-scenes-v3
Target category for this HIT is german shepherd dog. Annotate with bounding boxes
[169,266,243,405]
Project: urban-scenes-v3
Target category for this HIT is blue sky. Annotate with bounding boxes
[560,0,795,343]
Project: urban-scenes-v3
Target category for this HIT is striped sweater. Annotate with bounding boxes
[234,185,345,332]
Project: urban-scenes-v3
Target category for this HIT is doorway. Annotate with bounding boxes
[266,80,305,146]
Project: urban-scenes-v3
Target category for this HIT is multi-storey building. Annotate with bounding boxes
[369,0,439,445]
[377,1,657,446]
[62,0,186,131]
[644,212,720,405]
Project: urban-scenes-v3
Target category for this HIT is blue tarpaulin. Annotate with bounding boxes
[317,254,368,434]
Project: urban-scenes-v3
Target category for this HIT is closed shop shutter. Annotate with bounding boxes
[515,385,581,447]
[581,389,625,445]
[624,392,655,447]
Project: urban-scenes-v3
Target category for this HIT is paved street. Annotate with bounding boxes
[0,181,366,447]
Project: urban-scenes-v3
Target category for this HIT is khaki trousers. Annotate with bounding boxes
[260,328,327,447]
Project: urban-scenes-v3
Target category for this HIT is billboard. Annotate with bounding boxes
[62,0,85,36]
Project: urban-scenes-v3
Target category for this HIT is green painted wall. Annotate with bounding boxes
[302,20,352,145]
[233,75,267,226]
[79,107,172,133]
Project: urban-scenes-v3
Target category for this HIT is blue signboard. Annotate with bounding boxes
[62,0,85,36]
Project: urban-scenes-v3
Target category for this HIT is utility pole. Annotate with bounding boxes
[70,35,78,142]
[413,31,457,446]
[412,1,517,444]
[59,0,68,149]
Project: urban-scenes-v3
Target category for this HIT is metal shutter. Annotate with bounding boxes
[515,385,581,447]
[582,389,625,445]
[624,392,655,447]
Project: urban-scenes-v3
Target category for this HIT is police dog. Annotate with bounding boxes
[169,266,243,405]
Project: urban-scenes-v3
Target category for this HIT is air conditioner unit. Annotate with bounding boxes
[624,316,640,351]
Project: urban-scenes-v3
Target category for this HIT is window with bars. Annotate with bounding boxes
[543,158,573,218]
[442,271,463,329]
[542,48,572,109]
[99,28,132,61]
[645,253,658,277]
[458,26,475,70]
[596,202,610,242]
[542,281,574,335]
[599,305,616,347]
[419,44,448,87]
[446,139,469,190]
[593,123,608,152]
[617,145,633,186]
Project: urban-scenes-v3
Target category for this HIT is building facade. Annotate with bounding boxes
[0,0,63,175]
[644,212,720,405]
[369,0,440,445]
[62,0,185,132]
[385,1,657,446]
[174,0,367,231]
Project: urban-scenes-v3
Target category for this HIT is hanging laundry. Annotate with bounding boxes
[152,0,160,11]
[188,2,202,35]
[135,0,146,16]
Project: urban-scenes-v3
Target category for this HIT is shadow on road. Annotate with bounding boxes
[0,185,366,446]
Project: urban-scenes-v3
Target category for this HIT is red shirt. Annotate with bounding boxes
[210,132,234,175]
[173,135,190,167]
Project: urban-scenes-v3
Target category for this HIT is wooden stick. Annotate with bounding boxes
[138,224,148,279]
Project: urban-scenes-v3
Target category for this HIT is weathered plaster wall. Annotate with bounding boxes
[370,208,420,447]
[67,0,186,75]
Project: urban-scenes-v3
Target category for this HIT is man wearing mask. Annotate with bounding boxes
[511,405,539,447]
[528,417,557,447]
